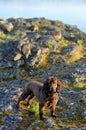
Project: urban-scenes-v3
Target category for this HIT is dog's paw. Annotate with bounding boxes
[51,114,57,118]
[40,117,46,120]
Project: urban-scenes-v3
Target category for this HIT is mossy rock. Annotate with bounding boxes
[74,82,85,89]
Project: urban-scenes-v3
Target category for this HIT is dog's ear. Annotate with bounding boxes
[43,77,51,86]
[56,79,62,93]
[43,78,49,90]
[43,77,52,92]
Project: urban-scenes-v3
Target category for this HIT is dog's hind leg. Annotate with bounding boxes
[26,93,34,106]
[16,93,28,108]
[39,103,45,120]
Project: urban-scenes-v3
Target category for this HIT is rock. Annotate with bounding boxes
[20,43,32,59]
[0,17,86,130]
[2,114,23,130]
[7,17,17,24]
[61,43,76,55]
[14,53,22,61]
[0,20,14,32]
[80,110,86,119]
[18,37,34,59]
[81,89,86,95]
[12,18,27,29]
[63,24,86,41]
[4,105,13,112]
[62,44,84,64]
[28,47,50,68]
[80,88,86,104]
[45,118,53,128]
[28,25,39,31]
[45,118,59,129]
[0,30,3,35]
[61,90,83,118]
[0,68,15,80]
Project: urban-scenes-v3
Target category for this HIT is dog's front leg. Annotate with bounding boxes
[25,93,34,106]
[39,103,45,120]
[51,105,57,118]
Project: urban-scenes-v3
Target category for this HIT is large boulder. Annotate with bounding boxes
[61,43,84,64]
[17,37,34,59]
[27,47,50,68]
[0,20,14,32]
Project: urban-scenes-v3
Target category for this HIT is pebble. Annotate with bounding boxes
[80,110,86,119]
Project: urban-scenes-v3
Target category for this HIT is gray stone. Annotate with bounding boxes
[0,20,14,32]
[80,110,86,119]
[28,47,50,68]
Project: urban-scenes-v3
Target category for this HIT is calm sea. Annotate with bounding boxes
[0,0,86,32]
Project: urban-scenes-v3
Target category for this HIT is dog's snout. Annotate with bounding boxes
[50,86,56,93]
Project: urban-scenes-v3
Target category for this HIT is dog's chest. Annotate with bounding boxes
[45,95,58,107]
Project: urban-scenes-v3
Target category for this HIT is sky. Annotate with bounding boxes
[0,0,86,32]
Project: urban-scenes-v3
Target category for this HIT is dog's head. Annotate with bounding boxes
[43,76,62,95]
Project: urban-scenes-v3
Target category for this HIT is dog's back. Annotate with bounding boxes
[23,81,43,99]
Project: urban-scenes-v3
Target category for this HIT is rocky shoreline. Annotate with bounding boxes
[0,18,86,130]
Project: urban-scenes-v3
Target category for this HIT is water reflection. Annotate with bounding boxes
[0,0,86,32]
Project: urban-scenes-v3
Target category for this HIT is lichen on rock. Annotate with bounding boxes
[0,17,86,130]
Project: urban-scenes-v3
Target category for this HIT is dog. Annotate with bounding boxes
[17,76,62,120]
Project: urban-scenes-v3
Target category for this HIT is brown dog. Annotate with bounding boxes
[17,76,62,120]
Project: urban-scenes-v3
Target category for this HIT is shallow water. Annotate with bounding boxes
[0,0,86,32]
